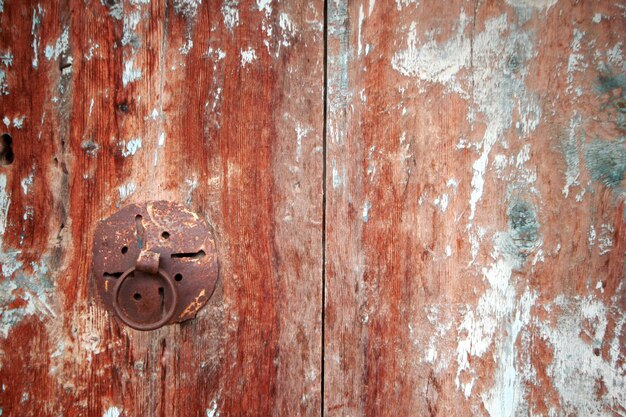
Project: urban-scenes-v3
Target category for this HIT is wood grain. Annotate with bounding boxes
[325,0,625,416]
[0,1,323,416]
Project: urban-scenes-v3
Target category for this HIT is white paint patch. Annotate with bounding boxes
[185,176,198,206]
[0,258,55,338]
[562,114,581,197]
[123,58,142,87]
[121,10,141,47]
[222,1,240,31]
[391,17,469,96]
[597,223,614,255]
[504,0,558,9]
[0,51,13,68]
[102,406,121,417]
[295,125,310,163]
[332,159,341,189]
[395,0,419,10]
[206,400,219,417]
[173,0,202,18]
[121,138,142,157]
[566,29,586,95]
[84,41,100,61]
[362,200,371,222]
[0,174,10,236]
[358,4,365,56]
[592,13,602,23]
[606,42,624,70]
[539,296,625,416]
[44,26,69,61]
[482,289,537,417]
[12,115,25,129]
[256,0,271,15]
[240,48,257,67]
[30,5,42,69]
[118,182,137,201]
[278,12,297,48]
[207,47,226,61]
[180,39,193,55]
[21,173,34,195]
[393,14,541,224]
[0,70,8,95]
[434,193,449,213]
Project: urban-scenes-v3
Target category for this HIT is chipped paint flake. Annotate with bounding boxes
[123,58,142,87]
[0,174,10,236]
[256,0,272,15]
[561,114,582,197]
[206,400,219,417]
[362,200,371,222]
[118,182,137,202]
[240,48,257,67]
[44,26,69,61]
[538,297,625,416]
[121,10,141,48]
[222,0,239,31]
[173,0,202,18]
[0,70,8,95]
[180,39,193,55]
[102,406,122,417]
[504,0,558,9]
[391,17,469,96]
[295,125,310,163]
[121,138,142,157]
[20,173,34,195]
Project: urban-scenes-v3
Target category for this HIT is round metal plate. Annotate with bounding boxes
[92,201,219,329]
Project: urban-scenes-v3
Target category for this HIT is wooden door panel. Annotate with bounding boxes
[0,1,323,416]
[325,0,625,416]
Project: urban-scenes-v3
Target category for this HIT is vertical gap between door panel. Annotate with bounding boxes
[321,0,328,415]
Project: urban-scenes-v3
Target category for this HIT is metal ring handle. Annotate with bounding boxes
[112,267,179,331]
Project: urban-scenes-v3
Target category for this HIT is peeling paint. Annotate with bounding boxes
[118,182,137,202]
[44,26,69,61]
[392,13,541,226]
[504,0,559,10]
[121,10,141,48]
[561,114,582,197]
[12,115,25,129]
[102,406,121,417]
[362,200,371,222]
[206,400,219,417]
[122,58,142,87]
[20,173,34,195]
[121,138,142,157]
[222,0,239,32]
[173,0,202,19]
[539,296,625,416]
[295,125,310,163]
[240,48,257,67]
[0,70,8,95]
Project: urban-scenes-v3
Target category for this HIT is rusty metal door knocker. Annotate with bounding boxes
[91,201,218,331]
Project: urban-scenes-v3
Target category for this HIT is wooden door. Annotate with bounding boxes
[0,1,624,416]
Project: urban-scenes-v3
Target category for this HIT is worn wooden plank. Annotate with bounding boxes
[325,0,625,416]
[0,1,324,416]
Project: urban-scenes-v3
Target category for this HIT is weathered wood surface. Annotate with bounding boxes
[0,1,324,416]
[325,0,625,416]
